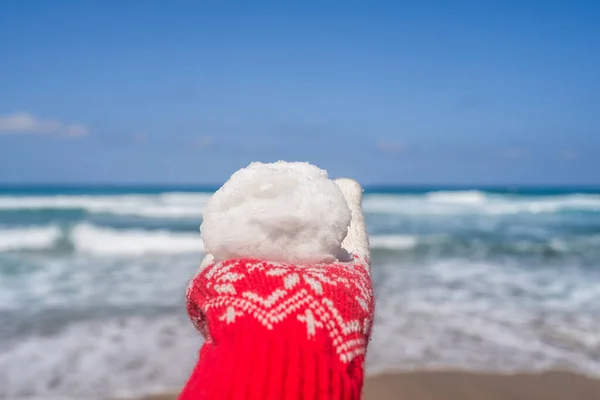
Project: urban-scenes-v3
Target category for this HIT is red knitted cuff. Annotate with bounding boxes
[180,256,374,400]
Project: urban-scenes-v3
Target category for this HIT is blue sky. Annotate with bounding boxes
[0,1,599,185]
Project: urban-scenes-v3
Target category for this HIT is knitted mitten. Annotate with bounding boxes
[180,178,374,400]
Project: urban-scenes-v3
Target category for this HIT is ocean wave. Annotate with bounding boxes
[0,224,204,256]
[71,223,205,256]
[370,260,600,376]
[1,191,600,220]
[425,190,488,204]
[0,192,211,218]
[2,223,600,258]
[363,191,600,215]
[369,234,420,250]
[0,315,200,400]
[0,225,61,251]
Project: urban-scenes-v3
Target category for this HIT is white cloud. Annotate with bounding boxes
[0,112,90,138]
[376,140,404,153]
[133,133,147,142]
[193,135,213,149]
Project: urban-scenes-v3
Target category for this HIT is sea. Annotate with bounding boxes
[1,185,600,399]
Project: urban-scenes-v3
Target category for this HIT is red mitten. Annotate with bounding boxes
[180,178,374,400]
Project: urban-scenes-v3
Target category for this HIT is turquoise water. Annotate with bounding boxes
[1,186,600,398]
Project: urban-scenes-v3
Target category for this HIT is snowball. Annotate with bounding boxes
[200,161,351,264]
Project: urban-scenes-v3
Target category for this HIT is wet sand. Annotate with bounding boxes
[128,370,600,400]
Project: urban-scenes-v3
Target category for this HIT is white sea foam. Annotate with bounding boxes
[71,224,204,256]
[425,190,487,204]
[368,260,600,377]
[0,316,200,400]
[363,191,600,215]
[0,225,61,251]
[0,192,211,218]
[0,223,205,257]
[0,253,200,312]
[369,234,419,250]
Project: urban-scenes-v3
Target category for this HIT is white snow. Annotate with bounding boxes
[200,161,351,264]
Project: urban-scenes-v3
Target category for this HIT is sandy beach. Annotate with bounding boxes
[128,370,600,400]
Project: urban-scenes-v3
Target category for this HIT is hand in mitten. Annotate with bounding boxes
[180,176,374,400]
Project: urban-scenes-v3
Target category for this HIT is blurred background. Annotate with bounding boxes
[0,1,599,399]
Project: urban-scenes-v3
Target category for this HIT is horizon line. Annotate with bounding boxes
[1,182,600,190]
